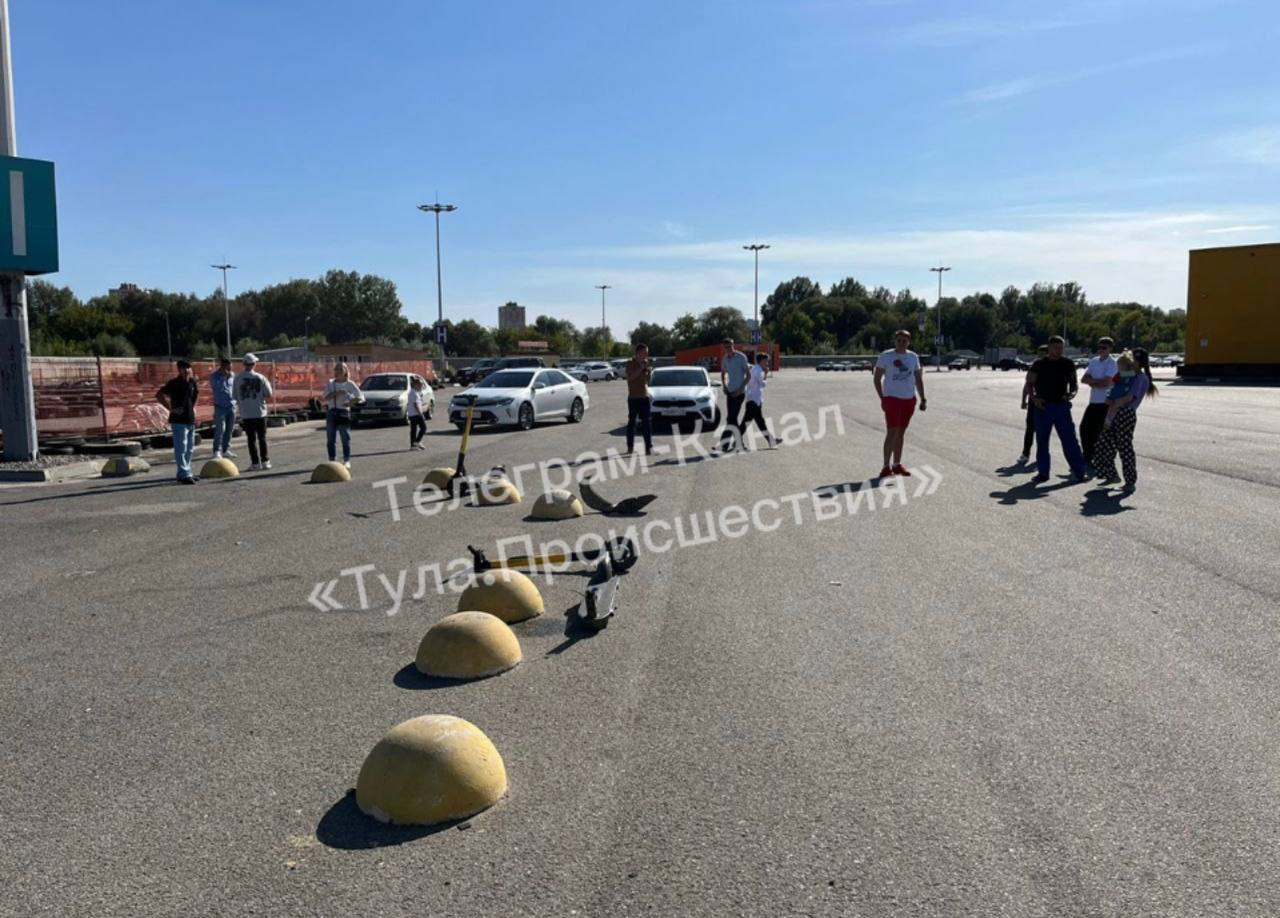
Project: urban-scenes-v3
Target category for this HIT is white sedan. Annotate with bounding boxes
[579,361,616,381]
[449,368,588,431]
[352,372,434,424]
[648,366,720,432]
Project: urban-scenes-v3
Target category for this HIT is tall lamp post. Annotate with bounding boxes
[303,315,311,361]
[212,262,236,357]
[0,0,38,460]
[595,284,611,354]
[743,243,770,335]
[929,265,951,371]
[157,308,171,358]
[417,200,457,370]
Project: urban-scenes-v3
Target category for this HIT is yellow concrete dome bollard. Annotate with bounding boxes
[101,457,151,477]
[423,467,456,490]
[456,568,543,623]
[200,457,240,479]
[355,715,507,826]
[311,461,352,483]
[471,477,522,506]
[415,611,522,680]
[530,488,583,520]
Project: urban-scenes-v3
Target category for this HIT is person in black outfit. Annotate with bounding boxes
[624,343,654,455]
[156,359,200,483]
[1022,336,1089,483]
[1020,344,1049,461]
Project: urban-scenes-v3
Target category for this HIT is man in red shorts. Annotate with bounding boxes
[872,329,927,477]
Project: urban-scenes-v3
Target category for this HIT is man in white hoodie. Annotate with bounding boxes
[234,353,274,470]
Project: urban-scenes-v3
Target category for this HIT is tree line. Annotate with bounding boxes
[26,270,1186,361]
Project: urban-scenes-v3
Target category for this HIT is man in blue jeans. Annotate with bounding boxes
[209,357,238,459]
[157,359,200,484]
[1023,335,1088,484]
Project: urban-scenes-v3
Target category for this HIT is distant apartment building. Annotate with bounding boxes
[497,301,526,330]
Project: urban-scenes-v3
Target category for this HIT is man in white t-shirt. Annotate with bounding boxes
[872,329,927,478]
[234,353,274,470]
[1078,336,1117,465]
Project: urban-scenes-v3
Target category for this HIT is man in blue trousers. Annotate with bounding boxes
[1022,335,1089,484]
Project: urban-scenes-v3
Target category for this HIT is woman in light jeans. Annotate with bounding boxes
[321,363,363,468]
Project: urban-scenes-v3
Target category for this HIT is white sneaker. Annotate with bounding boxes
[223,449,238,458]
[263,460,272,470]
[212,450,222,460]
[249,462,261,471]
[343,461,351,470]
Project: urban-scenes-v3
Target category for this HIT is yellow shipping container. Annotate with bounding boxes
[1184,242,1280,377]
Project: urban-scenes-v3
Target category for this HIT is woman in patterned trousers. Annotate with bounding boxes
[1091,348,1158,492]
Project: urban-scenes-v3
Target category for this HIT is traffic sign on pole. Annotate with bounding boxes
[750,328,762,345]
[0,155,57,274]
[434,323,448,345]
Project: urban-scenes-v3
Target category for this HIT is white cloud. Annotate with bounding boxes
[958,46,1212,105]
[661,220,690,239]
[548,208,1278,316]
[1218,127,1280,166]
[898,16,1087,47]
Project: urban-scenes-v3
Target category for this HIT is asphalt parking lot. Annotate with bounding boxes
[3,368,1279,918]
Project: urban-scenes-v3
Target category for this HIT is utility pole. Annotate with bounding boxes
[930,265,950,372]
[157,308,171,358]
[212,262,236,357]
[595,284,611,353]
[0,0,38,460]
[743,243,769,333]
[418,200,456,369]
[304,315,311,361]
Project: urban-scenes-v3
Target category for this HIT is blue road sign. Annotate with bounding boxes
[0,156,58,274]
[435,323,448,345]
[751,328,762,345]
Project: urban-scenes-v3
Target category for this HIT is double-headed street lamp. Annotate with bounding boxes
[212,262,237,357]
[743,243,770,332]
[418,200,457,366]
[929,265,951,371]
[595,284,611,347]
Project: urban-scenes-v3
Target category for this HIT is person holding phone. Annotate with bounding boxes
[321,362,363,469]
[624,342,654,455]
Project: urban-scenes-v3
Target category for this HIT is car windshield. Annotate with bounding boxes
[651,369,707,387]
[360,374,407,390]
[475,371,534,389]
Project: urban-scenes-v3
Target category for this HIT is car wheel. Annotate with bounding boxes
[454,421,467,432]
[568,397,584,423]
[518,402,535,431]
[426,402,434,419]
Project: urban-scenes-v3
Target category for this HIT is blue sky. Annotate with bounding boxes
[14,0,1280,333]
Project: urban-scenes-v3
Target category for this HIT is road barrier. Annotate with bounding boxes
[26,356,437,441]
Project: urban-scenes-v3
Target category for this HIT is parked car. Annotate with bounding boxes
[564,364,590,382]
[456,358,500,386]
[611,359,631,375]
[849,359,874,371]
[947,358,972,370]
[578,361,616,381]
[648,366,719,432]
[816,361,837,372]
[836,362,854,371]
[493,355,545,371]
[353,372,434,424]
[448,368,587,431]
[995,357,1031,371]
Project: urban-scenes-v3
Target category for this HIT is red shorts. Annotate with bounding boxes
[881,395,916,429]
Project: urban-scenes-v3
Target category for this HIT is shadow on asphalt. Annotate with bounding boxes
[546,603,604,656]
[995,459,1034,477]
[315,790,463,849]
[813,478,879,496]
[1080,488,1135,516]
[989,476,1079,505]
[392,663,496,691]
[0,477,183,506]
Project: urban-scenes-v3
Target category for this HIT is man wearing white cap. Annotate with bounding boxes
[234,353,274,470]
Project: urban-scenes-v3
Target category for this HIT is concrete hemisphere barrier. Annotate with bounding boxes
[456,568,544,623]
[200,457,240,479]
[311,461,352,483]
[423,467,456,490]
[530,488,583,520]
[101,456,152,478]
[355,714,507,826]
[471,477,522,507]
[415,611,522,679]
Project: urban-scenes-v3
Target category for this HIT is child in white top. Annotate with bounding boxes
[740,353,780,449]
[407,377,428,450]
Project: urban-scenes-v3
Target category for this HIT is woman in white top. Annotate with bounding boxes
[740,352,780,449]
[407,377,428,450]
[321,362,363,468]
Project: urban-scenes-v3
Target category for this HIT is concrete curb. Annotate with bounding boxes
[0,460,105,483]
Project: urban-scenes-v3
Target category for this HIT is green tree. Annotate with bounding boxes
[696,306,750,346]
[762,277,822,326]
[629,321,674,355]
[444,319,496,357]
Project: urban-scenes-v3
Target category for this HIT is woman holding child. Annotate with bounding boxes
[1090,347,1157,492]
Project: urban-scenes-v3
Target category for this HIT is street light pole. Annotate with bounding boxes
[304,315,311,361]
[929,265,951,372]
[743,243,770,332]
[0,0,38,460]
[157,308,171,358]
[211,262,236,357]
[595,284,611,352]
[418,200,457,369]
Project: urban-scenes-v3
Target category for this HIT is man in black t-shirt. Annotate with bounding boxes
[1021,336,1088,483]
[157,360,200,483]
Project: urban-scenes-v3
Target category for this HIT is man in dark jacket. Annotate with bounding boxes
[157,359,200,483]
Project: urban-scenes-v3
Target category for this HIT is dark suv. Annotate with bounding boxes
[456,358,499,386]
[493,356,545,370]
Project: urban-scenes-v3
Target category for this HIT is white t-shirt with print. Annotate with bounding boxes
[407,389,425,418]
[746,364,766,405]
[1085,355,1118,404]
[875,350,921,399]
